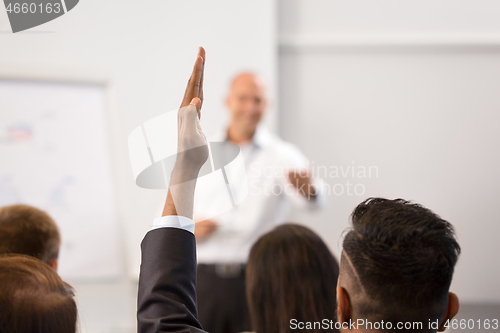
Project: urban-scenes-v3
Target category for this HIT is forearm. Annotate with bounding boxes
[162,157,202,219]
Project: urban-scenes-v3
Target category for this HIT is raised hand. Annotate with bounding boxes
[163,47,208,218]
[180,47,205,111]
[175,47,209,177]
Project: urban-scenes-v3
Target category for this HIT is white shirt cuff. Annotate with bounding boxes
[152,215,195,234]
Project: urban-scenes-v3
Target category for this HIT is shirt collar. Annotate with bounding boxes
[251,125,274,149]
[212,125,275,149]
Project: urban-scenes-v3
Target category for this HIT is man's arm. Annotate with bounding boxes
[138,224,203,333]
[193,219,217,241]
[286,145,326,210]
[288,168,327,210]
[288,169,317,200]
[137,47,208,333]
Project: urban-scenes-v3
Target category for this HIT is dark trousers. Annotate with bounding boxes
[196,264,251,333]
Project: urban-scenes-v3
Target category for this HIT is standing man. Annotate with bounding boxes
[194,72,325,333]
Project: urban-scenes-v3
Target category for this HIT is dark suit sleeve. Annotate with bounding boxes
[137,227,207,333]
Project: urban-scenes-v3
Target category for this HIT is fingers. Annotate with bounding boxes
[181,47,205,109]
[190,97,202,119]
[288,169,310,178]
[181,56,203,107]
[178,102,206,144]
[179,103,199,131]
[198,46,206,63]
[199,48,205,111]
[196,47,205,110]
[195,47,205,108]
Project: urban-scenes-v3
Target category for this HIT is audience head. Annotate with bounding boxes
[246,223,340,333]
[0,204,61,270]
[337,198,461,332]
[226,72,267,136]
[0,254,77,333]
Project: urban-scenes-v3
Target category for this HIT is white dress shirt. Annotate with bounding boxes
[194,126,325,264]
[152,215,195,234]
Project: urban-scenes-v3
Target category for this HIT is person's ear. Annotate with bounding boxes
[337,286,351,326]
[47,259,58,271]
[438,292,460,332]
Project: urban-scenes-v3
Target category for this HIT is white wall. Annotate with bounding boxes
[1,1,277,332]
[1,1,499,330]
[278,0,500,303]
[279,0,500,36]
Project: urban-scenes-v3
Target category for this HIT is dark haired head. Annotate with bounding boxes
[338,198,461,331]
[0,204,61,269]
[246,223,339,333]
[0,254,77,333]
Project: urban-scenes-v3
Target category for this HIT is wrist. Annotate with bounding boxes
[170,157,202,185]
[175,155,203,172]
[175,145,208,169]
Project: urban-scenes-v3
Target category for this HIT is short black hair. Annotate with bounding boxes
[342,198,460,323]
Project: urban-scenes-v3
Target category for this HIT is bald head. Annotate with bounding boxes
[226,72,267,139]
[229,72,266,92]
